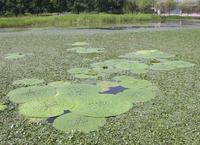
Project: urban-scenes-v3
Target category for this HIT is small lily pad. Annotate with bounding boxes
[71,94,133,117]
[8,85,56,103]
[53,113,106,133]
[68,47,105,54]
[120,50,174,59]
[19,96,76,118]
[150,60,195,71]
[13,78,44,86]
[72,42,90,46]
[0,104,7,111]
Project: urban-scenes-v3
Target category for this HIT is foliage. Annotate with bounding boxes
[13,78,44,86]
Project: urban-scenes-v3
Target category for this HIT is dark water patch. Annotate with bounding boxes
[99,86,128,95]
[47,110,71,124]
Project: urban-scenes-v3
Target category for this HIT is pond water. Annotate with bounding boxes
[0,19,200,34]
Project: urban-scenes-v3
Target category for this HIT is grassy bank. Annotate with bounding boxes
[0,13,160,28]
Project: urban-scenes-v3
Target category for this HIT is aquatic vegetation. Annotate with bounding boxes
[57,84,100,102]
[19,96,76,118]
[5,53,32,60]
[13,78,44,86]
[91,59,148,75]
[71,94,133,117]
[97,81,119,92]
[53,113,106,133]
[67,68,98,79]
[48,81,70,88]
[71,42,89,46]
[68,47,105,54]
[150,60,195,71]
[0,104,7,111]
[120,50,174,60]
[7,86,56,103]
[113,76,153,89]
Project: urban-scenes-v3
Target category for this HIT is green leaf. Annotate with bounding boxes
[53,113,106,133]
[7,85,56,103]
[150,60,195,71]
[0,104,7,111]
[68,47,104,54]
[19,96,76,118]
[71,42,90,46]
[71,94,133,117]
[5,53,32,60]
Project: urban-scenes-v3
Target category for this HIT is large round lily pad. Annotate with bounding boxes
[150,60,195,71]
[67,68,98,79]
[0,104,7,111]
[113,76,153,89]
[19,96,76,118]
[116,87,157,103]
[91,59,148,74]
[97,81,119,92]
[57,84,100,102]
[71,94,133,117]
[120,50,174,59]
[13,78,44,86]
[72,42,90,46]
[68,47,105,54]
[53,113,106,133]
[7,85,56,103]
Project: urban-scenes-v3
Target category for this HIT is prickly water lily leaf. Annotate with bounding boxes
[13,78,45,86]
[5,53,32,60]
[116,87,157,103]
[8,85,56,103]
[91,59,148,74]
[19,96,76,118]
[120,50,174,59]
[57,84,100,102]
[48,81,70,88]
[71,94,133,117]
[0,104,7,111]
[113,76,153,89]
[67,68,98,79]
[28,117,47,123]
[150,60,195,71]
[68,47,104,54]
[72,42,90,46]
[53,113,106,133]
[97,81,119,92]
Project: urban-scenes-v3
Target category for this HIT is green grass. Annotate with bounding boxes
[0,27,200,144]
[0,13,160,28]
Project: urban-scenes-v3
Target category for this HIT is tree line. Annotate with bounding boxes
[0,0,200,16]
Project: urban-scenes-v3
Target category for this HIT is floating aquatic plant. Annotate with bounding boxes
[13,78,44,86]
[113,76,153,89]
[116,87,157,103]
[72,42,90,46]
[96,81,119,92]
[67,68,98,79]
[71,94,133,117]
[120,50,174,60]
[48,81,70,88]
[5,53,32,60]
[0,104,7,111]
[68,47,105,54]
[57,84,100,102]
[53,113,106,133]
[19,96,76,118]
[91,59,148,75]
[8,85,56,103]
[150,60,195,71]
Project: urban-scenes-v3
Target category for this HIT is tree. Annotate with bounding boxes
[164,0,176,14]
[124,0,138,13]
[136,0,151,13]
